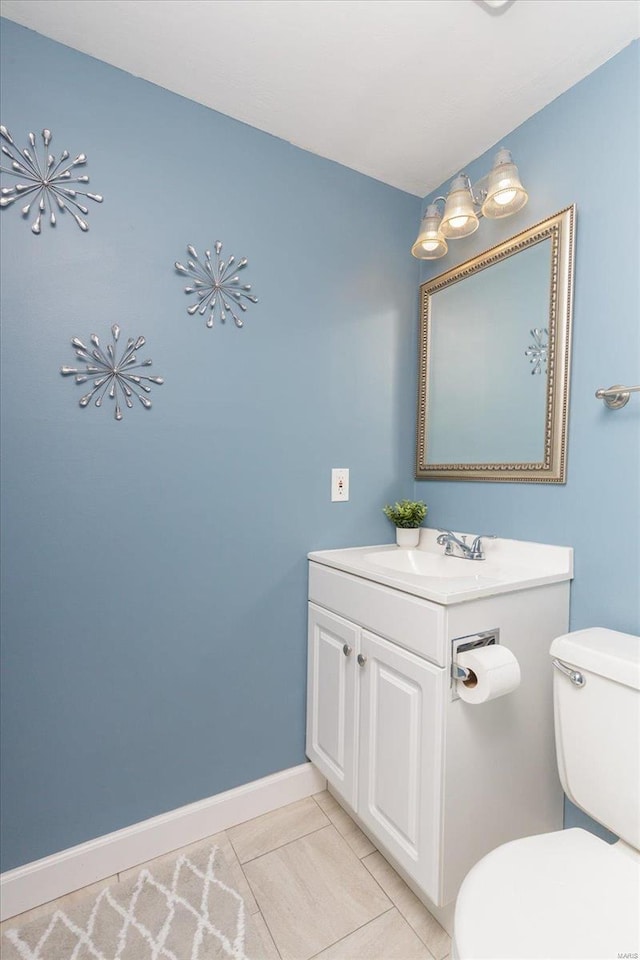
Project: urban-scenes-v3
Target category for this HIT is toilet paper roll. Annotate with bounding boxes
[456,645,521,704]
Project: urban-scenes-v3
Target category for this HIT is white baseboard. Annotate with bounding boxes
[0,762,326,921]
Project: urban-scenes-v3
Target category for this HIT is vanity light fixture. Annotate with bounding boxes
[411,148,528,260]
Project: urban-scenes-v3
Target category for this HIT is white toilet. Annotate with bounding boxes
[452,627,640,960]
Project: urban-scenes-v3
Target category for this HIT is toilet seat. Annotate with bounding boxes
[453,828,640,960]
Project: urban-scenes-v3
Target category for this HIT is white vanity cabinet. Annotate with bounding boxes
[307,603,444,901]
[306,536,573,921]
[356,627,444,899]
[306,605,359,806]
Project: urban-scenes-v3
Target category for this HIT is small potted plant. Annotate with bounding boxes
[383,499,428,547]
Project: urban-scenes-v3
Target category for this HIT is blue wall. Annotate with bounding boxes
[415,42,639,836]
[0,19,420,871]
[2,18,638,872]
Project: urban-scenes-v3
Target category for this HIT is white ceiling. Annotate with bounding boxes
[2,0,638,196]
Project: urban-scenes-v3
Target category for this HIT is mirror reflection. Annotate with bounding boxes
[416,206,575,483]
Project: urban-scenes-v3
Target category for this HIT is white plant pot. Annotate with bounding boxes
[396,527,420,548]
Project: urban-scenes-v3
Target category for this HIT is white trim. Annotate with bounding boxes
[0,762,326,921]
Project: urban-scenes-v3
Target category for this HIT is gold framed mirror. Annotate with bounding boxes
[416,205,575,483]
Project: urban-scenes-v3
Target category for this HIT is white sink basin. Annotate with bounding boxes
[364,549,493,579]
[308,531,573,604]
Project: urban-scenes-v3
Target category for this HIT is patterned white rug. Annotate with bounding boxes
[2,842,260,959]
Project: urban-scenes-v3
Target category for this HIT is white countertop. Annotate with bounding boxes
[308,529,573,605]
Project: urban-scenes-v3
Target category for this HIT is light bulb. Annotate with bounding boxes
[440,175,479,239]
[493,189,517,206]
[481,149,528,219]
[411,203,448,259]
[449,216,471,229]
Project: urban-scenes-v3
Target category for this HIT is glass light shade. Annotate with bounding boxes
[481,149,528,219]
[440,175,479,239]
[411,204,448,260]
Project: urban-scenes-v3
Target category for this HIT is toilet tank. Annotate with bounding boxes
[550,628,640,848]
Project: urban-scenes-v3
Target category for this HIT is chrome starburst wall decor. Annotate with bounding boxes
[61,325,163,421]
[0,125,103,234]
[175,242,258,328]
[525,327,549,375]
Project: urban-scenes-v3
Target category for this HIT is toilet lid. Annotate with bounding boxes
[454,829,640,960]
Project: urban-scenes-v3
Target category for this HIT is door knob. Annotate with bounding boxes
[357,653,367,666]
[343,643,352,657]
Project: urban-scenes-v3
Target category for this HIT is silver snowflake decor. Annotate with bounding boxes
[175,242,258,328]
[61,325,163,421]
[0,125,103,233]
[525,327,548,375]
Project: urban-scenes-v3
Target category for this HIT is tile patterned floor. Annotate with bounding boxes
[0,791,451,960]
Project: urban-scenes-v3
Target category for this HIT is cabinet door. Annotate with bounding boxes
[306,603,358,807]
[357,629,445,903]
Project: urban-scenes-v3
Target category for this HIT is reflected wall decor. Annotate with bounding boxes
[416,206,575,483]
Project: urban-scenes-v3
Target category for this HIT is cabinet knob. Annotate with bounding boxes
[357,653,367,666]
[343,643,352,657]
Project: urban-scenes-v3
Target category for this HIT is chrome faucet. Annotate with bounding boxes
[436,530,496,561]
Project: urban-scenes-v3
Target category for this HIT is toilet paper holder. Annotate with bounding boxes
[451,629,500,699]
